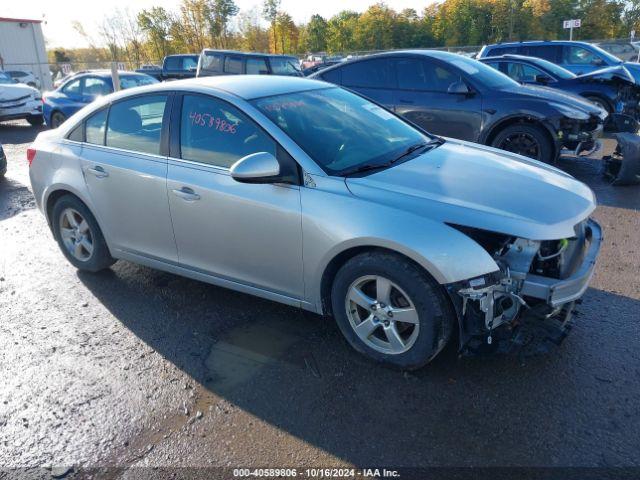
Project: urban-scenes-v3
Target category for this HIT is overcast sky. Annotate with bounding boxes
[5,0,436,48]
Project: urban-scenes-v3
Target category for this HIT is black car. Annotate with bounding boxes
[480,54,640,119]
[196,50,302,78]
[0,143,6,178]
[311,50,607,162]
[302,61,341,76]
[136,54,199,81]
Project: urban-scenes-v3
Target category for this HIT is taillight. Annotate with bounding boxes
[27,147,36,166]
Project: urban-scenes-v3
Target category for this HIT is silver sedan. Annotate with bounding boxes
[29,76,601,369]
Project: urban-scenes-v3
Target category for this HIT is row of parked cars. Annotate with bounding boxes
[9,40,640,167]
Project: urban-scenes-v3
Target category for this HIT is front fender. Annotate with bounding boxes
[300,176,499,312]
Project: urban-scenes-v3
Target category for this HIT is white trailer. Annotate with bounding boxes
[0,17,52,90]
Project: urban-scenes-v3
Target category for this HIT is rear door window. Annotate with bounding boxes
[397,58,429,90]
[526,45,561,63]
[341,59,394,89]
[85,109,108,145]
[106,95,168,155]
[224,56,244,74]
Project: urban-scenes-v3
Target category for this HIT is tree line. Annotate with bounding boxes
[49,0,640,66]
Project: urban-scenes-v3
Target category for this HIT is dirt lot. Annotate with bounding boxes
[1,121,639,478]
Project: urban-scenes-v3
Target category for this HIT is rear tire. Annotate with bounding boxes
[491,123,555,163]
[331,251,454,370]
[26,114,44,126]
[51,195,116,272]
[50,111,66,129]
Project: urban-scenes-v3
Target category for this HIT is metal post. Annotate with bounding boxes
[569,26,573,41]
[111,62,121,92]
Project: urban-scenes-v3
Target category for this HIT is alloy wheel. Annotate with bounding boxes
[345,275,420,355]
[59,208,94,262]
[499,132,541,160]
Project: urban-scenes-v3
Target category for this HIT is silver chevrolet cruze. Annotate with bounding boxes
[29,76,601,369]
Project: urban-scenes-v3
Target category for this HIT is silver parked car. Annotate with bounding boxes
[29,76,602,369]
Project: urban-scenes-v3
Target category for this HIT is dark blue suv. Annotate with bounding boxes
[479,41,640,83]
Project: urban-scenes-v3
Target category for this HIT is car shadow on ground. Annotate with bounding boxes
[0,177,36,221]
[0,122,45,145]
[78,262,640,466]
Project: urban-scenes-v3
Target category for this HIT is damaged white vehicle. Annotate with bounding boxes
[29,77,601,369]
[0,72,44,125]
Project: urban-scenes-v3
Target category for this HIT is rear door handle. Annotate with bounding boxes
[172,187,201,201]
[87,166,109,178]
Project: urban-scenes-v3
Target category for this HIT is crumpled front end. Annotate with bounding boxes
[448,218,602,356]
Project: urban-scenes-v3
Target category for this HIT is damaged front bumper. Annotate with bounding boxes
[449,219,602,356]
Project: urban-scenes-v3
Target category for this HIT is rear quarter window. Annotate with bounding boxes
[320,68,341,85]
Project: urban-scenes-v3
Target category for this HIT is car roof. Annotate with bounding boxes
[485,40,591,48]
[66,70,154,79]
[125,75,329,100]
[201,49,298,59]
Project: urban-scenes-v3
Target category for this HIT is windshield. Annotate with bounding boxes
[269,57,302,76]
[253,87,431,176]
[447,55,520,89]
[120,74,158,89]
[529,57,576,79]
[0,72,15,85]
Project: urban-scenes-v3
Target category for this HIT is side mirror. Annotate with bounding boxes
[447,81,470,95]
[534,74,552,84]
[230,152,281,184]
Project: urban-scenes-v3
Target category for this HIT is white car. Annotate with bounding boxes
[6,70,40,89]
[0,72,44,126]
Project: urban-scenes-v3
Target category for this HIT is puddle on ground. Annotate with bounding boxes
[205,317,321,394]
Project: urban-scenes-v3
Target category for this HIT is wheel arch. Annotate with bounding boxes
[319,245,452,317]
[482,115,558,158]
[580,92,614,112]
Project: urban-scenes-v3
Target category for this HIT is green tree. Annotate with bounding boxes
[305,14,329,52]
[354,3,397,51]
[209,0,239,48]
[138,7,175,59]
[263,0,281,52]
[326,10,360,53]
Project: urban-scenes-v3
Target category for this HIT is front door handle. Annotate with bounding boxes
[172,187,201,201]
[87,166,109,178]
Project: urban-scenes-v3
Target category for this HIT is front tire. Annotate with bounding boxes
[51,195,116,272]
[331,251,454,370]
[26,114,44,126]
[491,123,554,163]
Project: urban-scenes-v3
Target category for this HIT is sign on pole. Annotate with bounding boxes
[563,19,581,40]
[60,63,72,75]
[117,62,126,71]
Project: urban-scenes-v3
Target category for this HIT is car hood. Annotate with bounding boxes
[575,65,636,84]
[0,83,37,101]
[345,139,596,241]
[501,83,603,114]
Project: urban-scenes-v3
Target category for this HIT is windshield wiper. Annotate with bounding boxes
[340,137,445,178]
[391,137,445,164]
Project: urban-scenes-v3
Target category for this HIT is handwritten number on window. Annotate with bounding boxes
[189,111,237,134]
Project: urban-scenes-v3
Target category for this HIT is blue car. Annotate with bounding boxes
[480,54,640,118]
[43,71,158,128]
[478,41,640,83]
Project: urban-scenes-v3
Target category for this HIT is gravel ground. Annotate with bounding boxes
[0,121,639,478]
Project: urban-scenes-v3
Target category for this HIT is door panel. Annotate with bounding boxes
[393,58,482,141]
[166,93,304,298]
[80,94,177,261]
[167,162,303,297]
[81,146,177,261]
